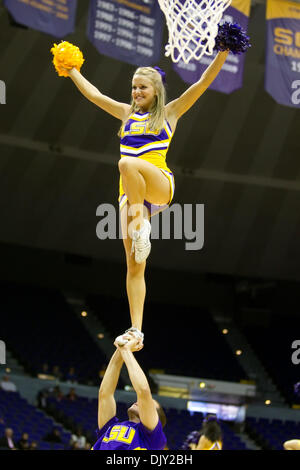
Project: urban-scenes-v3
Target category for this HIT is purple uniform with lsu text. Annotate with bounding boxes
[92,416,166,450]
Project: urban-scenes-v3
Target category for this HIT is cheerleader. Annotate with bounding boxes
[181,417,223,450]
[51,25,250,346]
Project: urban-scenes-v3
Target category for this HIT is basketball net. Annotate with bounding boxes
[158,0,232,64]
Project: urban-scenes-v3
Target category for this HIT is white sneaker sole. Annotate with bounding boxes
[132,219,151,264]
[135,243,151,264]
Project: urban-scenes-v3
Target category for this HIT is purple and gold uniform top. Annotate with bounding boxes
[119,111,175,215]
[120,111,173,163]
[91,416,167,450]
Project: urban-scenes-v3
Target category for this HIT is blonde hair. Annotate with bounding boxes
[118,67,166,137]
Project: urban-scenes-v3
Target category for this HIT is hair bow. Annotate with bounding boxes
[153,66,166,84]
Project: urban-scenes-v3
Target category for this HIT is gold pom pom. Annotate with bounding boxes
[50,41,85,77]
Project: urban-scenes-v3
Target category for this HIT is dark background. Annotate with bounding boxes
[0,0,300,319]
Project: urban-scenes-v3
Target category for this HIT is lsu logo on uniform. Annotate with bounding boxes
[123,121,159,136]
[102,425,136,444]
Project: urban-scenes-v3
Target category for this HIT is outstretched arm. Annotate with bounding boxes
[68,68,130,121]
[98,336,143,429]
[165,51,229,122]
[117,334,158,431]
[97,350,123,429]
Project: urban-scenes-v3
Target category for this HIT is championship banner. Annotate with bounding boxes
[265,0,300,108]
[87,0,164,66]
[173,0,251,94]
[3,0,78,37]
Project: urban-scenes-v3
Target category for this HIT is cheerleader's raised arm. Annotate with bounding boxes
[51,41,129,121]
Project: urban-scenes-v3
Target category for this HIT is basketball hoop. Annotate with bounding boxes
[158,0,232,64]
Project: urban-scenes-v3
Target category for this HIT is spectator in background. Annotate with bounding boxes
[70,426,86,449]
[70,441,80,450]
[65,367,78,384]
[17,432,30,450]
[39,363,49,375]
[0,428,17,450]
[52,365,63,381]
[29,441,38,450]
[52,385,64,402]
[84,442,91,450]
[43,427,63,443]
[37,388,49,409]
[0,375,17,392]
[66,387,77,401]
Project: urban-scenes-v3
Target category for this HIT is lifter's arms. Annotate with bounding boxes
[97,349,124,429]
[98,337,143,429]
[68,68,130,121]
[117,333,158,431]
[165,51,229,123]
[283,439,300,450]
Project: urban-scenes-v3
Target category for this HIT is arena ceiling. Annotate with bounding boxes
[0,1,300,283]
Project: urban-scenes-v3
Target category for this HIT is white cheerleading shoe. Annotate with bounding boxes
[130,219,151,264]
[125,327,144,342]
